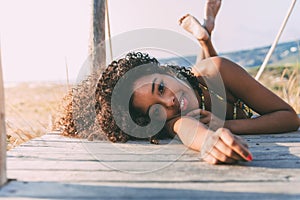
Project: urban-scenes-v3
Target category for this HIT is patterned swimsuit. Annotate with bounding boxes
[198,83,253,119]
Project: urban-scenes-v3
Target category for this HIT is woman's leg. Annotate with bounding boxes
[204,0,222,35]
[179,0,221,60]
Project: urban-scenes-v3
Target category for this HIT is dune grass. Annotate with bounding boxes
[247,64,299,113]
[5,82,67,150]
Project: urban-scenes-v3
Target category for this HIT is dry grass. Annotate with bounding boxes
[5,82,68,150]
[4,64,300,150]
[248,64,300,113]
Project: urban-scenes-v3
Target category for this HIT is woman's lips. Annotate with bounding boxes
[179,94,188,112]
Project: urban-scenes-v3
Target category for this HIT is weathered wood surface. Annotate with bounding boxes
[0,43,7,186]
[0,129,300,199]
[89,0,106,70]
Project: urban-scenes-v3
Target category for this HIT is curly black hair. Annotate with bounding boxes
[56,52,201,144]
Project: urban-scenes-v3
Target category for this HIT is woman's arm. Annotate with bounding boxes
[213,57,300,134]
[172,116,252,164]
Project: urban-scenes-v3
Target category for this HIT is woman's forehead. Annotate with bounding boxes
[134,74,156,85]
[132,74,157,96]
[134,73,172,86]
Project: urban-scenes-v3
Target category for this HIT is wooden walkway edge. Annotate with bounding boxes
[0,129,300,199]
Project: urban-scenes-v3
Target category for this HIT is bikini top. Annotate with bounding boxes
[198,83,253,120]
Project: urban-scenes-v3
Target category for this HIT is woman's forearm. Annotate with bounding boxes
[224,110,300,134]
[174,117,212,151]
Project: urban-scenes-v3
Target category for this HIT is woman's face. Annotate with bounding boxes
[132,73,199,121]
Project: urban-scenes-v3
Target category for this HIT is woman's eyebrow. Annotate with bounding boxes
[152,78,157,94]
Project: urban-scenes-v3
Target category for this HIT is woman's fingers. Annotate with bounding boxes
[214,139,242,160]
[186,109,202,117]
[202,147,238,164]
[218,128,253,161]
[235,135,249,149]
[199,116,211,124]
[186,109,203,120]
[201,129,252,165]
[185,110,225,129]
[202,152,221,165]
[209,146,237,163]
[186,109,211,124]
[186,109,211,117]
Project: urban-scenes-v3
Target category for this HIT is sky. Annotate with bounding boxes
[0,0,299,83]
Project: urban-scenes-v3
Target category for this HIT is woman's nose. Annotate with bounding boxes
[162,95,176,108]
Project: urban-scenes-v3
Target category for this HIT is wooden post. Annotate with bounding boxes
[0,43,7,186]
[89,0,106,72]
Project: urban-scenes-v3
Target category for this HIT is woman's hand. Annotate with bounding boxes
[186,109,224,130]
[201,128,253,164]
[173,116,252,165]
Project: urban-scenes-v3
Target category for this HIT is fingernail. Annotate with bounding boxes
[246,154,253,161]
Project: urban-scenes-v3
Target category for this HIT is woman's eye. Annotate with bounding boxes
[158,81,165,94]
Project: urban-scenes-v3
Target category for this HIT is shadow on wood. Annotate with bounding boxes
[240,132,300,169]
[1,180,300,199]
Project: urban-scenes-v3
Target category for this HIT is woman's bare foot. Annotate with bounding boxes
[179,14,209,41]
[204,0,222,34]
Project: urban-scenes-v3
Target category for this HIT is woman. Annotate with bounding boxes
[58,0,300,164]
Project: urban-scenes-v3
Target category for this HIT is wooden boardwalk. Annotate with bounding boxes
[0,129,300,199]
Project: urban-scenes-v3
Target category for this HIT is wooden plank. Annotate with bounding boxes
[0,41,6,186]
[1,129,300,199]
[6,159,300,171]
[1,181,300,199]
[5,165,300,183]
[5,154,300,181]
[89,0,106,70]
[9,142,300,156]
[5,149,300,164]
[6,133,300,163]
[5,133,300,182]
